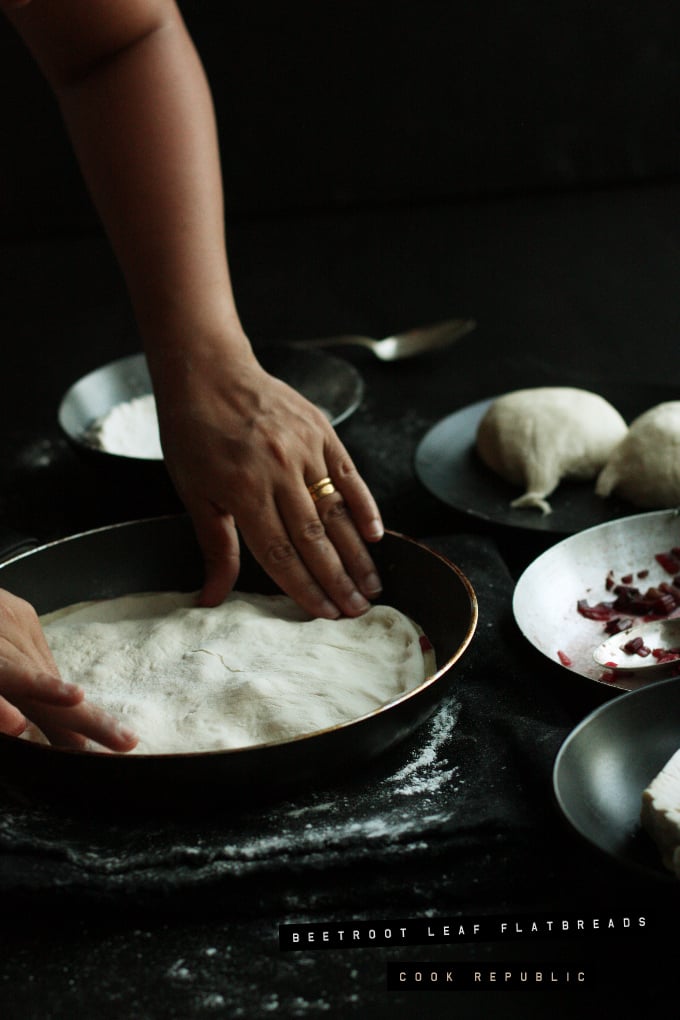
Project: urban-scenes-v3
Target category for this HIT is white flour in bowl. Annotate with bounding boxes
[86,393,163,459]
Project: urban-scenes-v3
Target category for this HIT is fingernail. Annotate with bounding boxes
[348,590,371,614]
[366,519,384,541]
[363,571,382,596]
[57,679,82,698]
[116,723,138,744]
[319,600,341,620]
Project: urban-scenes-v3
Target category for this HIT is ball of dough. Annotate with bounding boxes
[476,387,628,514]
[595,401,680,509]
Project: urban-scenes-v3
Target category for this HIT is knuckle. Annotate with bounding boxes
[263,538,297,568]
[326,568,357,598]
[298,519,327,544]
[332,455,358,484]
[321,498,349,524]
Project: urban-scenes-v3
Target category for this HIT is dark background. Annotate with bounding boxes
[3,1,680,232]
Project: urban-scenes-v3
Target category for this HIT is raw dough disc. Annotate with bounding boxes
[596,401,680,509]
[475,386,628,514]
[39,590,435,754]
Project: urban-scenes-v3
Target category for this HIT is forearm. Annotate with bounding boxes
[10,1,248,367]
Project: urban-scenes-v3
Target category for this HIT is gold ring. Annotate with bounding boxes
[307,476,336,502]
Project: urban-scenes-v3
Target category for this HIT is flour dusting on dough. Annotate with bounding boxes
[39,590,434,754]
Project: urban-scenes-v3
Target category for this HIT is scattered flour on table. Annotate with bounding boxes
[38,589,434,754]
[0,694,462,875]
[85,392,163,459]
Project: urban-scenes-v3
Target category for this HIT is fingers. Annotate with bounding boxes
[0,696,27,738]
[0,658,84,707]
[0,590,60,675]
[235,458,383,619]
[190,504,241,607]
[14,697,138,753]
[239,509,343,619]
[324,439,384,545]
[312,488,383,598]
[270,491,377,619]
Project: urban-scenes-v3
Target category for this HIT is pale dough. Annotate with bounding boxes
[596,401,680,509]
[475,387,628,514]
[39,590,434,754]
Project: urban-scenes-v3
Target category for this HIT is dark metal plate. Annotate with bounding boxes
[554,675,680,882]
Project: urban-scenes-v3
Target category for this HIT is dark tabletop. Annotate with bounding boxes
[1,180,680,1018]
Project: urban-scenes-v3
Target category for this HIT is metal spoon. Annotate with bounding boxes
[593,616,680,673]
[289,317,476,361]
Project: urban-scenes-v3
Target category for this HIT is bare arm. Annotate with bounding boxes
[6,0,384,620]
[8,0,238,346]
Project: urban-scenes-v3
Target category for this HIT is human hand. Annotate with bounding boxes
[154,346,384,620]
[0,589,138,752]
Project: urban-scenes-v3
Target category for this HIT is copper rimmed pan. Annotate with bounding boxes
[0,516,477,811]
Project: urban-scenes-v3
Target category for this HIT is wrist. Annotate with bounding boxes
[142,308,255,381]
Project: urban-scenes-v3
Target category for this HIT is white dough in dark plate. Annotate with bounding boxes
[596,401,680,509]
[476,387,628,514]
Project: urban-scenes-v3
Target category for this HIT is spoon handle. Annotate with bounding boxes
[288,334,376,351]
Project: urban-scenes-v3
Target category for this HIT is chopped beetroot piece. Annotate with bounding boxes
[605,661,618,668]
[659,583,680,605]
[672,547,680,558]
[613,590,645,613]
[577,599,614,620]
[605,573,615,591]
[601,671,617,684]
[419,635,433,652]
[620,573,633,584]
[652,648,680,663]
[557,650,572,666]
[656,552,680,574]
[673,575,680,589]
[623,636,644,654]
[604,616,633,634]
[637,570,649,579]
[638,644,651,657]
[650,594,677,616]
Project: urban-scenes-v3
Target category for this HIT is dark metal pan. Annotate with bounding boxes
[553,675,680,883]
[0,516,477,812]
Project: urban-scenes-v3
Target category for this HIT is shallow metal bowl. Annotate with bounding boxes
[554,675,680,882]
[58,347,365,463]
[513,509,680,692]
